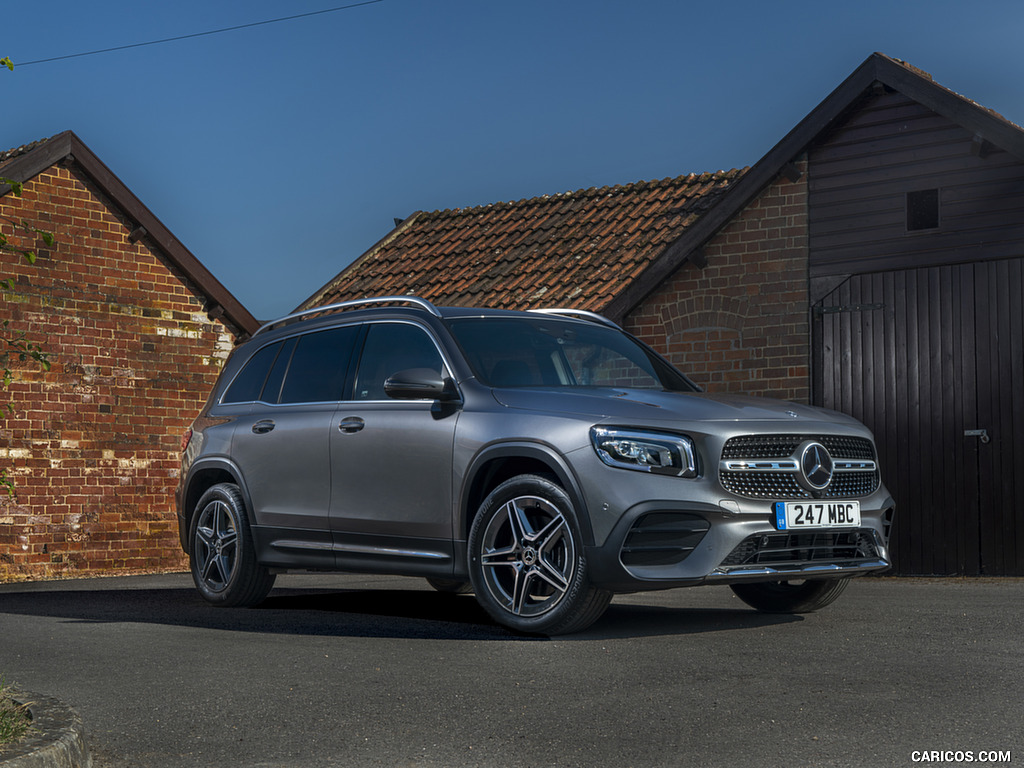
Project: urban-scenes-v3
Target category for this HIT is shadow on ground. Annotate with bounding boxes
[0,581,801,641]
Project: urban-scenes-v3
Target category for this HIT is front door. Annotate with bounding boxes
[329,322,460,568]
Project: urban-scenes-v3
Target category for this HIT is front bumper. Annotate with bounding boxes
[585,496,895,592]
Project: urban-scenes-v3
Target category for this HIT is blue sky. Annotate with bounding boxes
[4,0,1024,319]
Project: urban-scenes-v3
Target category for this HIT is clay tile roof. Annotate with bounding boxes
[0,136,53,166]
[304,169,747,314]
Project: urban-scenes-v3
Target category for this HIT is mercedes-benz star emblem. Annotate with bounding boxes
[798,441,834,491]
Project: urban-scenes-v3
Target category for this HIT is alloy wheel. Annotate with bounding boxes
[478,494,575,618]
[194,499,238,593]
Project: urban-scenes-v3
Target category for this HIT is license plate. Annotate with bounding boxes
[774,501,861,530]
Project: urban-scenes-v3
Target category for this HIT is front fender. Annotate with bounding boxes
[459,440,595,547]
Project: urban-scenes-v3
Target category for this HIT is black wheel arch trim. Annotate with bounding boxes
[179,457,257,552]
[459,441,595,547]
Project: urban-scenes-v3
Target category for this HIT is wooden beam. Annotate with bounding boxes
[970,132,991,158]
[780,162,803,183]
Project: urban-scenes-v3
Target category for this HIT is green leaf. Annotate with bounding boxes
[0,176,22,196]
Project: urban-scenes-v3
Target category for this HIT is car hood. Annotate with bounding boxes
[490,387,861,428]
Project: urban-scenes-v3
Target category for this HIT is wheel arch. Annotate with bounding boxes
[180,459,256,553]
[459,442,594,546]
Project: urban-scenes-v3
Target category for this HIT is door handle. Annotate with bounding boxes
[964,429,990,444]
[251,420,275,435]
[338,417,365,434]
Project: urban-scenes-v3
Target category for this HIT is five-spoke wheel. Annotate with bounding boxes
[189,483,275,607]
[469,475,611,635]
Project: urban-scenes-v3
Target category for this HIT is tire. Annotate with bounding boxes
[730,577,851,613]
[426,577,473,594]
[468,475,611,635]
[189,482,276,607]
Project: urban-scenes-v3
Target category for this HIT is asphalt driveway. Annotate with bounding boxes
[0,573,1020,767]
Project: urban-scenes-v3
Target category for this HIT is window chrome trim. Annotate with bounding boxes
[219,319,458,407]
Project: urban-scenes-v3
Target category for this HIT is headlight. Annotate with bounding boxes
[590,427,698,477]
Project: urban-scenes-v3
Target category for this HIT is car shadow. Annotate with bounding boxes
[0,583,801,641]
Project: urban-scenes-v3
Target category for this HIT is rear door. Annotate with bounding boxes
[230,326,359,564]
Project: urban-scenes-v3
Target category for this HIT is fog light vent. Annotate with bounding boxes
[621,513,709,567]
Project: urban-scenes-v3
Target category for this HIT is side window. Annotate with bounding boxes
[354,324,444,400]
[259,337,297,404]
[222,341,282,404]
[278,326,359,404]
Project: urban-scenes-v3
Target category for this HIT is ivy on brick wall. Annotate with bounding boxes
[1,56,55,496]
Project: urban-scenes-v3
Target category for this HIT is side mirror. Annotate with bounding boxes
[383,368,460,402]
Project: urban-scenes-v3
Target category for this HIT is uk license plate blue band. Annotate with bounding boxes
[774,501,861,530]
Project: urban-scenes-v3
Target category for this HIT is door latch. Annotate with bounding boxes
[964,429,990,444]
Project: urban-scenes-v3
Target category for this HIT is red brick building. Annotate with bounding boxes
[0,131,257,581]
[304,54,1024,576]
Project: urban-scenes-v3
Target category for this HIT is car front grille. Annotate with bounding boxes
[719,434,880,499]
[719,529,881,567]
[720,434,875,460]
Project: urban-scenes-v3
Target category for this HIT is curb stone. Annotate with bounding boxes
[0,692,91,768]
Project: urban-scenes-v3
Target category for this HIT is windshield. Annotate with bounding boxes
[446,316,698,391]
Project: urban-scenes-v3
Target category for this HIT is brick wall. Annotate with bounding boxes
[0,163,236,581]
[625,159,810,403]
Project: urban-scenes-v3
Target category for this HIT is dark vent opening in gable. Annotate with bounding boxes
[906,189,940,231]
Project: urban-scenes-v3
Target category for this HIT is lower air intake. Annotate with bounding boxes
[720,529,880,567]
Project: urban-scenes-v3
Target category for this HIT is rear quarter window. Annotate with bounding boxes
[222,341,282,403]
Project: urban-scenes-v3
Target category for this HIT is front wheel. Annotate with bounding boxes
[426,577,473,594]
[468,475,611,635]
[730,577,850,613]
[189,483,275,607]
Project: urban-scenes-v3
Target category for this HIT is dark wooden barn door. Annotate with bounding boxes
[813,258,1024,575]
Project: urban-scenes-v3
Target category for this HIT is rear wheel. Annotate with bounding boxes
[730,577,850,613]
[189,483,275,607]
[468,475,611,635]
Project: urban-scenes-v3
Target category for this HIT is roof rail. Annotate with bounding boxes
[255,296,441,336]
[529,308,622,330]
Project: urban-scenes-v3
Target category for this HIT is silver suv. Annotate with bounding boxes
[176,297,894,634]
